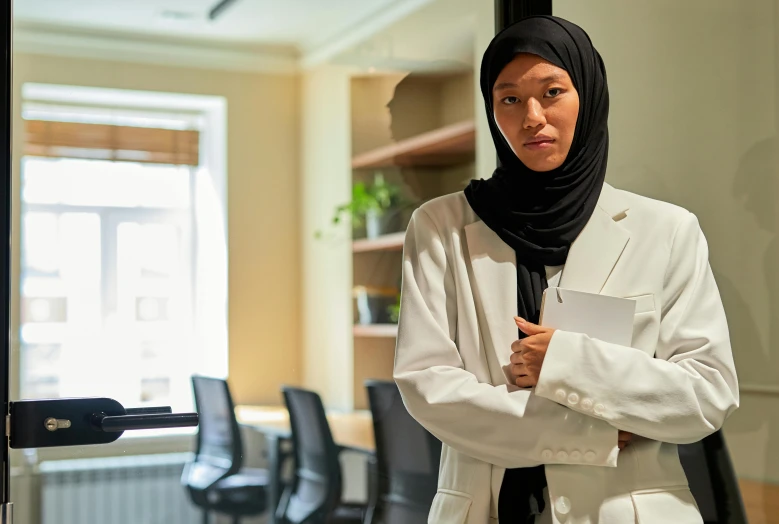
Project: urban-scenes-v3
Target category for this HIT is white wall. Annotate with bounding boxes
[555,0,779,484]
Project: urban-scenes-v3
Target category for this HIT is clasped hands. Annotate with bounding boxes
[511,316,632,451]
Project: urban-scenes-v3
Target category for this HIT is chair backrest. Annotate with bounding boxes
[678,430,747,524]
[365,380,441,524]
[183,375,243,494]
[281,386,343,523]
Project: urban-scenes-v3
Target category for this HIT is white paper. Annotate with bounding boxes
[540,287,636,347]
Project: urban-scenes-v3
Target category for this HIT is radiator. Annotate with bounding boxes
[40,453,202,524]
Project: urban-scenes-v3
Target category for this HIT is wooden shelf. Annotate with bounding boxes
[352,120,475,169]
[353,324,398,338]
[352,232,405,253]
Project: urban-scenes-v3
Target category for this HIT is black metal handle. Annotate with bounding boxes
[9,398,199,448]
[92,411,199,432]
[125,406,173,415]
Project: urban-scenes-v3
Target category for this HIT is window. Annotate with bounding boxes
[18,85,228,419]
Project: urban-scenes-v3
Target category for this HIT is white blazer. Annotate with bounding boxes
[393,183,739,524]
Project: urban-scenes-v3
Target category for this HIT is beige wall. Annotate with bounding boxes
[351,72,475,156]
[351,74,407,156]
[300,65,355,410]
[555,0,779,485]
[11,53,301,405]
[441,72,475,127]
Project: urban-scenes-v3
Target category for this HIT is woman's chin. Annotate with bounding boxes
[521,156,564,172]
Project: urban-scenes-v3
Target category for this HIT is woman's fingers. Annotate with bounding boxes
[511,362,526,375]
[618,431,633,451]
[515,375,536,388]
[515,317,547,336]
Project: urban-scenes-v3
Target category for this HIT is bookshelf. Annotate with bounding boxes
[349,72,476,410]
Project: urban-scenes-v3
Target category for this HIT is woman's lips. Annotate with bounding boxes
[524,139,555,150]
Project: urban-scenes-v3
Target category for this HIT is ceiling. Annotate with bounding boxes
[12,0,477,73]
[327,0,476,72]
[13,0,408,51]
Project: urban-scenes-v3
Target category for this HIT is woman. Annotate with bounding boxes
[393,15,739,524]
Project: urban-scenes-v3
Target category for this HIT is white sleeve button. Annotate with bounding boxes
[555,389,567,402]
[570,450,581,461]
[541,449,554,460]
[555,496,572,516]
[567,392,580,405]
[593,403,605,416]
[584,451,597,462]
[556,451,569,461]
[580,398,593,411]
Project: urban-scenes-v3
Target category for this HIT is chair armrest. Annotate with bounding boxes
[364,455,380,524]
[275,485,292,524]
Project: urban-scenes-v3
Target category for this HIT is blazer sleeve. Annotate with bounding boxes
[534,211,739,444]
[394,208,620,469]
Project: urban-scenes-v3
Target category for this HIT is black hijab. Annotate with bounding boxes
[465,15,609,325]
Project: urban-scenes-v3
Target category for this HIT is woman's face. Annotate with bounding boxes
[492,53,579,172]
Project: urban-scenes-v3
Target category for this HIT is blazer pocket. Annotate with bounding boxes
[627,293,656,315]
[631,487,702,524]
[428,489,473,524]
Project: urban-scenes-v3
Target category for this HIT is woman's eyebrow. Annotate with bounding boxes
[537,73,566,83]
[493,74,567,92]
[493,82,518,92]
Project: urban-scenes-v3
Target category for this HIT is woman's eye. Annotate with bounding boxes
[502,96,519,105]
[546,88,562,98]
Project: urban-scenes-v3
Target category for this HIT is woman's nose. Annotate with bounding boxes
[523,98,546,129]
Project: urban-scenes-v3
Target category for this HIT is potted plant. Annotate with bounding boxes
[387,294,401,324]
[330,172,404,239]
[353,286,399,325]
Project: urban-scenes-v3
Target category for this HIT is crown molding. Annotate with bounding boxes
[13,24,300,75]
[300,0,435,69]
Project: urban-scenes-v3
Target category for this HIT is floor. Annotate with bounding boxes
[740,479,779,524]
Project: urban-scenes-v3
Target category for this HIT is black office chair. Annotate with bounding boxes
[277,386,367,524]
[364,380,441,524]
[678,430,747,524]
[182,376,270,524]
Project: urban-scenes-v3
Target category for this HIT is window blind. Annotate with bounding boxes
[24,119,200,166]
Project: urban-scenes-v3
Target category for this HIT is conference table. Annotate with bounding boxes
[235,405,375,523]
[236,405,375,451]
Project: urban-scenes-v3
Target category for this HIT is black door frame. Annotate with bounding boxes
[1,0,13,509]
[497,0,552,29]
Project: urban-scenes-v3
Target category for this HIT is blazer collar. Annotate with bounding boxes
[597,182,630,220]
[463,183,631,369]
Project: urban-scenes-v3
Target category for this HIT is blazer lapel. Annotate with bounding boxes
[463,184,631,372]
[559,184,631,293]
[464,220,517,370]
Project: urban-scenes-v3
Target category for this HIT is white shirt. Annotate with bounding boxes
[546,265,564,288]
